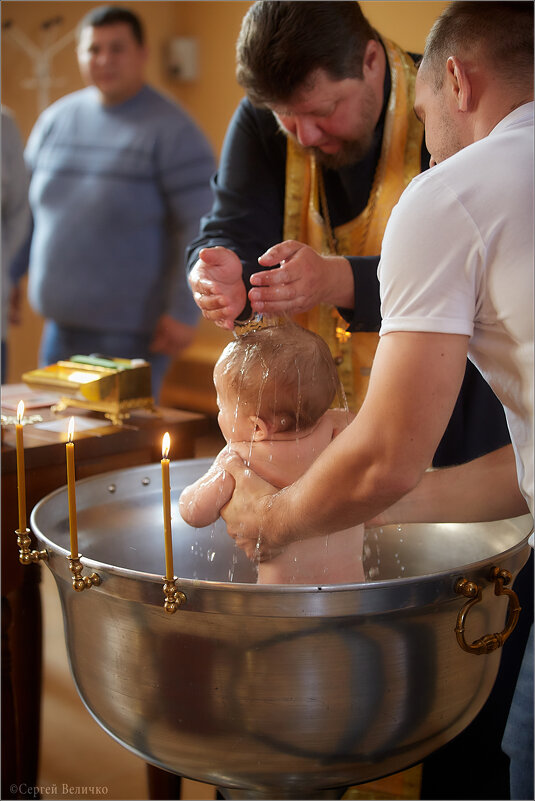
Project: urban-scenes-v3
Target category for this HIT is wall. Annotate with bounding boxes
[361,1,448,53]
[1,0,448,386]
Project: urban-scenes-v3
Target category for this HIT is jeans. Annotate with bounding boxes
[502,625,534,801]
[40,320,170,402]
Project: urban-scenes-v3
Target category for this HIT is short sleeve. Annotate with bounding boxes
[378,171,484,338]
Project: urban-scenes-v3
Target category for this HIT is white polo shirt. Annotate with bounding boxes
[379,102,534,515]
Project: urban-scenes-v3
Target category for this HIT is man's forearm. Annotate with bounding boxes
[377,445,529,524]
[270,436,412,545]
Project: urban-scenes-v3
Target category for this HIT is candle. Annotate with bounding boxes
[66,417,79,558]
[161,432,174,579]
[15,400,27,532]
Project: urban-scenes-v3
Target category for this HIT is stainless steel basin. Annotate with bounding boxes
[30,458,533,799]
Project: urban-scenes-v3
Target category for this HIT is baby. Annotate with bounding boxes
[179,319,364,585]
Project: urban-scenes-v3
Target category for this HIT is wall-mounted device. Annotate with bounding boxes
[167,36,198,81]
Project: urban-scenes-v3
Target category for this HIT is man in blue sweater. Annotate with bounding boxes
[11,5,215,399]
[2,107,31,383]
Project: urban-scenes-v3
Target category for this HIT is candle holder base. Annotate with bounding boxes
[16,528,48,564]
[163,579,186,614]
[68,555,101,591]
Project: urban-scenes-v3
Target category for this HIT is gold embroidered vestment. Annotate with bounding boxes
[283,39,424,410]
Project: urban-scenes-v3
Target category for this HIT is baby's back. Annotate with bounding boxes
[231,409,365,585]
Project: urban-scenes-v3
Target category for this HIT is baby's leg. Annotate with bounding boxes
[258,525,365,585]
[257,542,306,585]
[318,525,365,583]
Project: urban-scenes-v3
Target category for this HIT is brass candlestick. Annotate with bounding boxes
[16,528,48,564]
[163,578,186,614]
[68,555,101,592]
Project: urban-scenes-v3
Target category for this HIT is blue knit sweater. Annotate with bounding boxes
[23,84,215,333]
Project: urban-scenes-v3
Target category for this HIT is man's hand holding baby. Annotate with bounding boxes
[220,450,288,561]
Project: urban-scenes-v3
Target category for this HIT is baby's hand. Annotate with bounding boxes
[179,447,236,529]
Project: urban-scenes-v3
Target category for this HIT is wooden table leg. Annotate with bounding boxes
[146,764,183,800]
[2,569,42,799]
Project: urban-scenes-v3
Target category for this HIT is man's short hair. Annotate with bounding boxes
[77,5,145,46]
[236,1,377,106]
[422,2,533,91]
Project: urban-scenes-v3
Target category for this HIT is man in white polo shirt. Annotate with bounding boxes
[220,3,533,796]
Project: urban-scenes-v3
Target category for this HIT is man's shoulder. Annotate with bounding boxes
[28,87,95,141]
[138,85,209,140]
[140,84,191,120]
[228,96,285,155]
[410,107,533,199]
[1,105,21,141]
[41,87,94,117]
[236,96,279,131]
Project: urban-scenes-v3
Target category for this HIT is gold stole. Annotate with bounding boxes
[283,39,424,411]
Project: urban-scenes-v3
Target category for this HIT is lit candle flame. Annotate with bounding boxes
[162,431,170,459]
[15,400,26,531]
[68,416,75,443]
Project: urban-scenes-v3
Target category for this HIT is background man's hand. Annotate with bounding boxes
[8,284,22,325]
[150,314,196,355]
[189,246,247,329]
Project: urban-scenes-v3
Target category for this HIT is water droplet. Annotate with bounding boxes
[368,566,379,579]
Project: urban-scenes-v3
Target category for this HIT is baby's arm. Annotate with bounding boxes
[179,447,235,528]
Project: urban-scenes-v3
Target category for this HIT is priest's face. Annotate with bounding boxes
[269,68,383,169]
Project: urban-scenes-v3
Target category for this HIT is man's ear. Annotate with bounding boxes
[362,38,381,80]
[249,416,270,442]
[446,56,472,112]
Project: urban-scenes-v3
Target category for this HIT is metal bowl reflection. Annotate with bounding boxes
[31,459,532,799]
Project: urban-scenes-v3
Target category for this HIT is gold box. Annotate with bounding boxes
[23,355,154,424]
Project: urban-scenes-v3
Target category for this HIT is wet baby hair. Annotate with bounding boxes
[216,320,342,432]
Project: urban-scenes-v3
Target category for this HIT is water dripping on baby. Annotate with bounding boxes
[247,350,269,469]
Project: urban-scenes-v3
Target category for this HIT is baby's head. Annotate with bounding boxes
[214,321,341,442]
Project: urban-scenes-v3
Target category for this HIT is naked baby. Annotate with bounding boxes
[179,319,364,584]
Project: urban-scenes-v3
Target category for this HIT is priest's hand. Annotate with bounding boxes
[189,247,247,330]
[249,240,354,315]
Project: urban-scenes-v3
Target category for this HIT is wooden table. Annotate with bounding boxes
[1,388,206,799]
